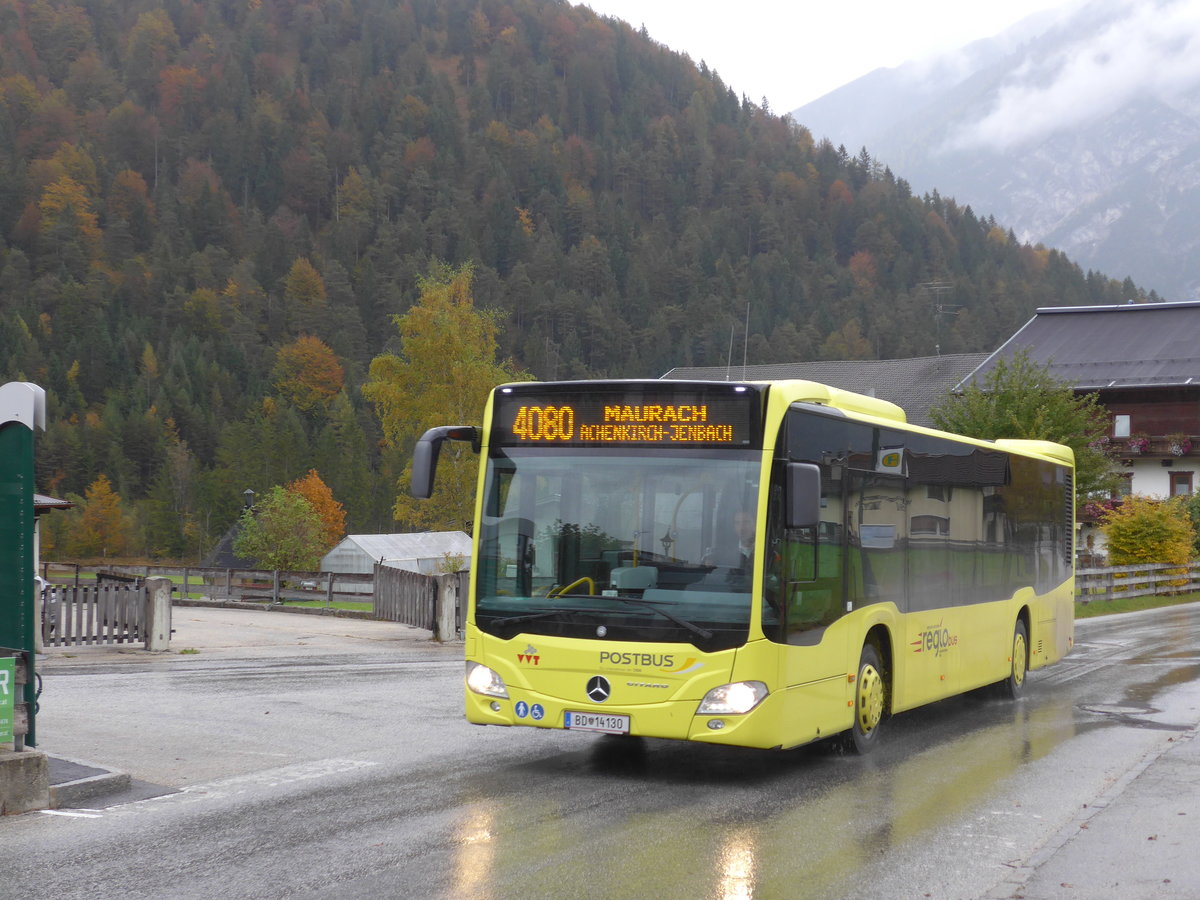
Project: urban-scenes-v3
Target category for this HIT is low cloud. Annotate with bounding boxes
[947,0,1200,152]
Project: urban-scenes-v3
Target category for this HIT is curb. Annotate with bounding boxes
[982,728,1198,899]
[48,754,131,809]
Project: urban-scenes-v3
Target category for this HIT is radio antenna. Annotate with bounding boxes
[742,302,750,380]
[725,323,735,381]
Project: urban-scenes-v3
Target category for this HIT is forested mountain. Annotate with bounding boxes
[793,0,1200,300]
[0,0,1147,560]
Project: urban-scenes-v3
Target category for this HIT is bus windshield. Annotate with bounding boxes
[476,447,761,651]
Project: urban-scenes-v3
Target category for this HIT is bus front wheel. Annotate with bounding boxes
[846,643,888,754]
[999,620,1029,700]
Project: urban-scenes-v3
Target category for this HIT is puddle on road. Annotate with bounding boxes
[446,696,1092,900]
[438,618,1200,899]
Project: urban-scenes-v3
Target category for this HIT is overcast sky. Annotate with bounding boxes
[583,0,1079,111]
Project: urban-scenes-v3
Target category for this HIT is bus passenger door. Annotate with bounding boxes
[767,464,849,744]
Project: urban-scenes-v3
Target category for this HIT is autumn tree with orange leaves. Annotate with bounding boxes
[288,469,346,552]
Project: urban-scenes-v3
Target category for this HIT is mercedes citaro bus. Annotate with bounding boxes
[412,379,1074,752]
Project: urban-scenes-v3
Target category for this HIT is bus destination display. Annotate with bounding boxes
[493,390,756,447]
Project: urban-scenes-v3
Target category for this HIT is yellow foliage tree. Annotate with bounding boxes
[1101,495,1194,589]
[39,176,102,259]
[284,257,329,334]
[820,318,874,360]
[273,336,344,412]
[52,143,100,195]
[285,257,327,305]
[71,474,130,558]
[337,167,373,225]
[363,261,526,530]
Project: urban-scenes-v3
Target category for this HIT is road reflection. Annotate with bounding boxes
[715,828,756,900]
[446,691,1089,899]
[451,804,497,900]
[442,609,1200,899]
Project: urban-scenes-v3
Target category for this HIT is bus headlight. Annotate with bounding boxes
[697,681,768,715]
[465,661,509,698]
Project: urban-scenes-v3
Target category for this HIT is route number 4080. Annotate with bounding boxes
[512,405,575,441]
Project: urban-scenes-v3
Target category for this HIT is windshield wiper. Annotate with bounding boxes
[613,596,714,642]
[489,606,611,628]
[549,593,714,643]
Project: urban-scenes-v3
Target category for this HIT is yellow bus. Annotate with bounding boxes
[412,379,1075,752]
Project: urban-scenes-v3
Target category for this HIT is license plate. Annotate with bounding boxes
[564,711,630,734]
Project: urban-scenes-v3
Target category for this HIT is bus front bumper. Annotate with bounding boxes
[465,686,792,750]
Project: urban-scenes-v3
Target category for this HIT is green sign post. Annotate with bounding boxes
[0,656,14,744]
[0,382,46,748]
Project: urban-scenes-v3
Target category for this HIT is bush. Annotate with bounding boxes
[1100,495,1195,589]
[1186,493,1200,559]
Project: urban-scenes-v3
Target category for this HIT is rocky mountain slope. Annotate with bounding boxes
[793,0,1200,299]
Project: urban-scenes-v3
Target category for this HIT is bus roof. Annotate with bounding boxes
[753,379,908,424]
[492,379,1074,466]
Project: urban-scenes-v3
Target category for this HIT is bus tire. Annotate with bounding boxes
[846,642,888,754]
[999,619,1029,700]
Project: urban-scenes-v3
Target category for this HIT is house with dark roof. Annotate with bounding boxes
[662,353,988,427]
[958,301,1200,507]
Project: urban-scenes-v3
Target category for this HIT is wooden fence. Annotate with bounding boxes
[374,565,466,636]
[43,562,373,605]
[374,565,437,630]
[41,583,145,647]
[44,562,465,639]
[1076,561,1200,604]
[49,561,1194,634]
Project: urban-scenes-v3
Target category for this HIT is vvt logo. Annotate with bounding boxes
[518,643,540,665]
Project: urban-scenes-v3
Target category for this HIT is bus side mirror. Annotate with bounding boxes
[411,426,481,499]
[786,463,821,529]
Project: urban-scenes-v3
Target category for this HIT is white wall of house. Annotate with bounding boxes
[1127,460,1199,498]
[1081,459,1199,565]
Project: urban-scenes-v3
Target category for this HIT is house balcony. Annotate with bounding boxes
[1115,434,1194,458]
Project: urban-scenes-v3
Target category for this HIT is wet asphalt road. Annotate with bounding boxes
[3,604,1199,899]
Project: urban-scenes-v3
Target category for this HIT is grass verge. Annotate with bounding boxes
[280,600,372,612]
[1076,591,1200,618]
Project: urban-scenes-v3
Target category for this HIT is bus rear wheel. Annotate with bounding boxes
[846,643,888,754]
[999,620,1029,699]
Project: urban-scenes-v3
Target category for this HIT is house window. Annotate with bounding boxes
[1170,472,1193,496]
[1113,473,1133,499]
[1113,415,1131,438]
[911,515,950,535]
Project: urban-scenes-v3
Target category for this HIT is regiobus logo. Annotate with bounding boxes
[911,622,958,657]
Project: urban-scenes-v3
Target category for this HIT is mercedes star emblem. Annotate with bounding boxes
[586,675,611,703]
